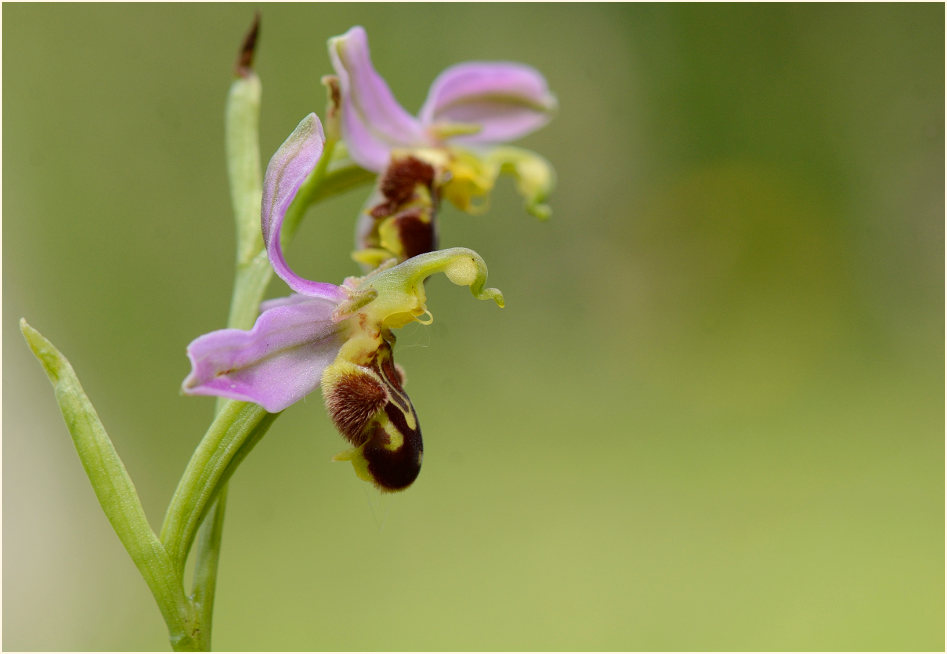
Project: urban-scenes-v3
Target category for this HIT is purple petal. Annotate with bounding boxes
[259,293,315,313]
[419,62,556,145]
[183,296,349,413]
[329,26,424,172]
[261,113,347,301]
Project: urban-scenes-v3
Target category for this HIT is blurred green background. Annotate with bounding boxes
[3,4,943,651]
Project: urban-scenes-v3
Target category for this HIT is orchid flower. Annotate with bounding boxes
[182,114,503,491]
[329,26,557,249]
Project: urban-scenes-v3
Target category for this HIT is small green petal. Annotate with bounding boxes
[484,146,556,220]
[346,247,504,329]
[439,149,497,214]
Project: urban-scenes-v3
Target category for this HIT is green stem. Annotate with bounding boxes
[178,32,268,649]
[185,257,271,650]
[175,149,371,649]
[172,32,375,649]
[311,159,376,206]
[160,400,278,572]
[190,486,228,652]
[226,249,275,330]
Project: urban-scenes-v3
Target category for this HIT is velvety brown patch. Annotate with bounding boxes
[370,156,436,219]
[380,156,435,202]
[325,370,387,444]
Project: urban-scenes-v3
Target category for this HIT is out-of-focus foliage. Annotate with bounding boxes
[3,4,942,651]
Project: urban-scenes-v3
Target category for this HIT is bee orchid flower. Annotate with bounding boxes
[330,26,557,222]
[182,114,503,491]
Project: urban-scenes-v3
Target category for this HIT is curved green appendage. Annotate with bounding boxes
[347,247,504,329]
[370,246,504,303]
[436,145,555,220]
[484,146,556,221]
[20,319,199,650]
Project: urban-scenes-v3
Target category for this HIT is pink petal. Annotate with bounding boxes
[261,113,348,301]
[329,26,424,172]
[183,296,348,413]
[259,293,315,312]
[419,62,556,145]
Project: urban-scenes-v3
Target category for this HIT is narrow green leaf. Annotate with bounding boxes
[19,319,197,645]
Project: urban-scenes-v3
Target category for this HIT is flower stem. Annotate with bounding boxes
[161,401,278,571]
[189,486,229,651]
[172,19,376,648]
[173,25,268,648]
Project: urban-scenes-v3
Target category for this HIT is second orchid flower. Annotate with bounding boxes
[330,26,558,267]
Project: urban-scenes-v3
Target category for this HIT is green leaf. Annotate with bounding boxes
[20,319,197,648]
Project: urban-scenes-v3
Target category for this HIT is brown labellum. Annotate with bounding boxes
[324,335,424,491]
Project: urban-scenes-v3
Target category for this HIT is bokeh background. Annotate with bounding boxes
[3,4,943,651]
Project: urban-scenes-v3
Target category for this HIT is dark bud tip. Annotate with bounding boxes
[322,75,341,120]
[234,12,261,78]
